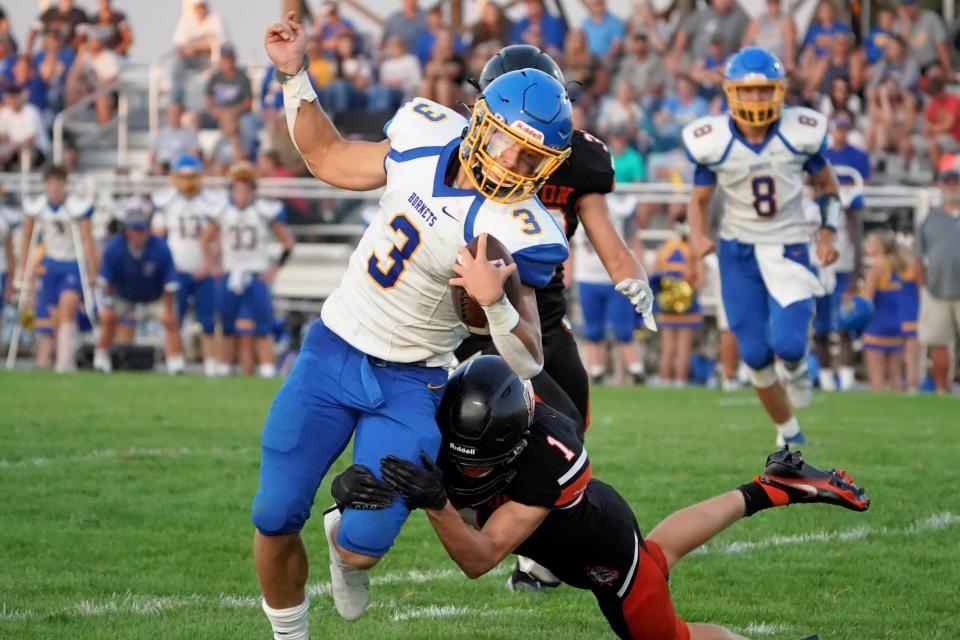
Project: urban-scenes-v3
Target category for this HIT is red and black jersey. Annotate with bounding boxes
[536,130,616,328]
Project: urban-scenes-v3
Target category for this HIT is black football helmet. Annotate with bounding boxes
[478,44,564,91]
[436,356,535,507]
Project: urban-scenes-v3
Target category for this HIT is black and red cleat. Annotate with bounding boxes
[756,447,870,512]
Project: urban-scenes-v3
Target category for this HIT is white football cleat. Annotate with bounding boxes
[93,349,112,374]
[784,363,813,408]
[323,507,369,621]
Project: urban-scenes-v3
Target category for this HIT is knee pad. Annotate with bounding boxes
[737,334,774,371]
[251,482,309,536]
[750,363,779,389]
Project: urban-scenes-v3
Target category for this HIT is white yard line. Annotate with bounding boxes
[0,446,252,470]
[1,513,956,624]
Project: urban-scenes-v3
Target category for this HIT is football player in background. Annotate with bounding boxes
[684,47,842,446]
[0,187,17,311]
[93,198,183,374]
[150,154,222,377]
[201,161,294,378]
[332,356,870,640]
[453,43,655,593]
[254,13,572,637]
[17,165,97,372]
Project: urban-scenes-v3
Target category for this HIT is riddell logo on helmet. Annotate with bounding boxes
[449,443,476,455]
[510,121,545,143]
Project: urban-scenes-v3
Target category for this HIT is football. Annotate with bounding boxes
[451,234,523,334]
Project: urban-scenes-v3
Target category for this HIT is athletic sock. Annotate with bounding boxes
[839,366,856,390]
[166,354,185,375]
[258,363,277,378]
[261,597,309,640]
[738,479,790,516]
[776,415,801,440]
[818,368,836,391]
[203,358,218,377]
[55,322,78,373]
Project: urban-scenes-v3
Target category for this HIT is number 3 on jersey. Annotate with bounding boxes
[367,214,421,289]
[751,176,777,217]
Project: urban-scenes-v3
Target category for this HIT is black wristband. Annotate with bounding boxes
[277,248,292,267]
[274,55,310,83]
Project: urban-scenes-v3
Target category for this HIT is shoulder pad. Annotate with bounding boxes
[23,197,45,218]
[681,115,733,165]
[65,195,94,219]
[151,187,177,209]
[384,99,467,153]
[570,130,616,194]
[255,198,285,221]
[778,107,828,154]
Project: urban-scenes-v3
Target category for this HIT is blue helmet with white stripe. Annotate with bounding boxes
[838,295,874,334]
[460,69,572,204]
[723,47,787,127]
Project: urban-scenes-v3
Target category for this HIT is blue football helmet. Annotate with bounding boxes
[723,47,787,127]
[838,295,874,334]
[460,68,572,204]
[172,154,203,197]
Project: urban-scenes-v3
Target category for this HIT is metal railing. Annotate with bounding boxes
[51,81,127,166]
[148,43,223,139]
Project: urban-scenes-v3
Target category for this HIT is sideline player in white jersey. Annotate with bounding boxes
[0,190,18,312]
[253,12,572,637]
[17,166,97,372]
[202,161,294,378]
[151,154,223,376]
[684,47,842,447]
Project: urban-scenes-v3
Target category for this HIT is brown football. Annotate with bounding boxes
[451,234,523,335]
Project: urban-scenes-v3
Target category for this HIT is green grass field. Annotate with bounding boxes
[1,371,958,640]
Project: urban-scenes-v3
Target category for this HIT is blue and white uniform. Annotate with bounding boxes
[24,195,94,322]
[252,98,569,557]
[97,234,179,313]
[0,205,20,312]
[150,187,223,333]
[213,197,285,337]
[683,106,831,370]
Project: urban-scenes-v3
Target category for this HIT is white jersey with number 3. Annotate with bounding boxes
[321,98,569,368]
[151,188,225,273]
[682,107,829,245]
[214,198,284,273]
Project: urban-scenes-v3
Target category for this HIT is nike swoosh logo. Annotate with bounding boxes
[441,206,458,221]
[791,482,819,497]
[427,382,446,390]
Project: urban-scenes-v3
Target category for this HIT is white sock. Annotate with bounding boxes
[94,348,111,372]
[776,415,801,439]
[203,358,218,377]
[261,597,309,640]
[839,366,856,390]
[627,362,645,375]
[215,361,233,377]
[588,366,605,378]
[55,322,78,373]
[819,368,836,391]
[258,363,277,378]
[166,354,185,375]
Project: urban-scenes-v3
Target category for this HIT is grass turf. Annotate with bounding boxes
[0,371,957,639]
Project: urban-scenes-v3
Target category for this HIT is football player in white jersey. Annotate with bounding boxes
[684,47,842,447]
[17,166,97,372]
[151,154,223,377]
[0,189,17,311]
[201,161,294,378]
[253,12,572,636]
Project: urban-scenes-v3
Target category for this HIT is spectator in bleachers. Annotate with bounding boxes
[314,1,357,58]
[511,0,566,56]
[896,0,953,76]
[615,32,665,106]
[150,102,199,175]
[470,1,513,47]
[0,34,16,83]
[171,0,228,104]
[818,78,864,131]
[742,0,796,74]
[921,70,960,172]
[581,0,625,62]
[305,36,336,93]
[560,29,607,111]
[418,27,466,109]
[0,6,18,54]
[667,0,748,74]
[914,157,960,393]
[64,29,120,124]
[608,127,645,183]
[88,0,133,57]
[866,34,920,96]
[864,6,895,68]
[415,6,466,67]
[804,33,864,101]
[865,76,917,174]
[381,0,427,55]
[257,150,310,222]
[10,56,47,115]
[690,34,729,106]
[371,36,421,112]
[26,0,88,53]
[0,85,50,169]
[204,45,258,159]
[800,0,851,61]
[35,30,74,118]
[595,80,642,140]
[323,30,374,113]
[625,1,679,57]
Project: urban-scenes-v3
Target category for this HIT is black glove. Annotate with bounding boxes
[380,453,447,511]
[330,464,395,510]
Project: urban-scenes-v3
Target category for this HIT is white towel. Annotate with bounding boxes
[754,244,825,308]
[227,269,253,295]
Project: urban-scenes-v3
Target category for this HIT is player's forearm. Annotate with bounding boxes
[486,291,543,379]
[847,209,864,281]
[426,503,505,579]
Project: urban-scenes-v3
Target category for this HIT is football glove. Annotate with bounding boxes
[615,278,657,331]
[380,453,448,511]
[330,464,395,510]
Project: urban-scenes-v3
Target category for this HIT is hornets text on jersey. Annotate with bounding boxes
[23,195,94,262]
[534,130,616,328]
[683,106,829,245]
[150,188,226,274]
[320,98,569,368]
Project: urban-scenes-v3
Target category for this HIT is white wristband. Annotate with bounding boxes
[481,295,520,335]
[282,69,318,146]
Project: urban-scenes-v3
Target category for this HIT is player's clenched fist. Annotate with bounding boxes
[264,11,307,75]
[449,233,519,307]
[815,228,839,267]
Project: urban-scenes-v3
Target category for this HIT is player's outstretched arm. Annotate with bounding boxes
[265,12,389,191]
[811,165,841,267]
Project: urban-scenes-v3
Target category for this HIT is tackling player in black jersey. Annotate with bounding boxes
[454,45,655,433]
[332,356,870,640]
